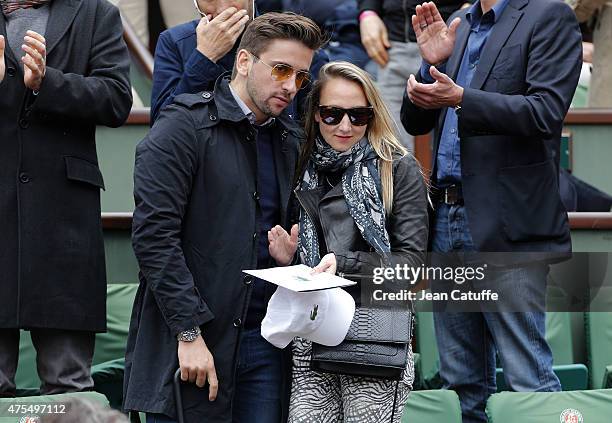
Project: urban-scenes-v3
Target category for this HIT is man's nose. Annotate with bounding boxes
[281,74,298,96]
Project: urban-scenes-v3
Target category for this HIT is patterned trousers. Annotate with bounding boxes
[288,337,414,423]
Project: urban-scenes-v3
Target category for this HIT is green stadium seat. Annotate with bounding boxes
[603,365,612,389]
[496,364,588,392]
[0,391,109,423]
[414,311,442,389]
[585,287,612,389]
[401,389,462,423]
[485,389,612,423]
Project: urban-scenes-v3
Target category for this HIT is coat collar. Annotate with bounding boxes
[45,0,82,56]
[0,0,82,69]
[214,74,256,124]
[469,0,527,89]
[0,12,17,67]
[213,72,301,144]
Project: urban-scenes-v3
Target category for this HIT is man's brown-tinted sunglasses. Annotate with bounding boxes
[249,52,311,90]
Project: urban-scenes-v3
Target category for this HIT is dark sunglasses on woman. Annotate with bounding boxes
[318,106,374,126]
[249,52,311,90]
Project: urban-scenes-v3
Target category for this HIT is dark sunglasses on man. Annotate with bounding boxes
[318,106,374,126]
[249,52,311,90]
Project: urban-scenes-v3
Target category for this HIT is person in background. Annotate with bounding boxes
[150,0,328,123]
[282,0,372,70]
[0,0,131,398]
[358,0,466,150]
[587,1,611,107]
[268,61,428,423]
[401,1,581,422]
[123,13,325,423]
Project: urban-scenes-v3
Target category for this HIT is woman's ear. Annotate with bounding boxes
[314,111,321,123]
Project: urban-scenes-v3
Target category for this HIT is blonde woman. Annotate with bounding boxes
[268,61,428,422]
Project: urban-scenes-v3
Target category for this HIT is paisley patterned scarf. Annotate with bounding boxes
[297,136,391,267]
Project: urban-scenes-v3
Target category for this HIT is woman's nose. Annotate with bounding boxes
[338,114,352,131]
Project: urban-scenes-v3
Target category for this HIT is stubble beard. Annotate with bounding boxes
[246,75,284,118]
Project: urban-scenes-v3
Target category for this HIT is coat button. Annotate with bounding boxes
[202,92,211,99]
[19,118,29,129]
[19,172,30,183]
[243,276,253,286]
[252,233,258,240]
[252,191,259,201]
[7,67,16,77]
[233,318,242,327]
[209,115,217,121]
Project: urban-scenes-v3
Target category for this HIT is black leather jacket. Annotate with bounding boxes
[295,154,429,304]
[357,0,466,43]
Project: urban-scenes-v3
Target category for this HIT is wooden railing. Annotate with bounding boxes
[122,16,154,80]
[101,212,612,230]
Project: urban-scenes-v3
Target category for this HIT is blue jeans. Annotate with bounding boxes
[147,327,282,423]
[431,203,561,423]
[232,327,283,423]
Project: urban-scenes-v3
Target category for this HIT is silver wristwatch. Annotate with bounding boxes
[177,326,201,342]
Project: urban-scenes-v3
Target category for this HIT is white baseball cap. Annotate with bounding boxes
[261,286,356,348]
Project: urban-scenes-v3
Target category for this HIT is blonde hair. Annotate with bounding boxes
[300,61,409,214]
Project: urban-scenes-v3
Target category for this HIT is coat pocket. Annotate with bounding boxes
[64,156,105,190]
[499,160,567,242]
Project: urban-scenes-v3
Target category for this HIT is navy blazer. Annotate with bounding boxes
[401,0,582,254]
[151,19,329,123]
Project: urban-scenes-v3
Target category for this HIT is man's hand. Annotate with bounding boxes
[0,35,6,83]
[406,66,463,109]
[268,224,298,266]
[178,335,218,401]
[312,253,337,275]
[359,13,391,67]
[196,7,249,63]
[22,30,46,91]
[412,2,461,65]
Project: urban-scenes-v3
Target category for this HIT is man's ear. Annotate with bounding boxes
[235,49,251,78]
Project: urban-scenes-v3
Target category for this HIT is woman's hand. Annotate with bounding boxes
[312,253,337,275]
[268,224,298,266]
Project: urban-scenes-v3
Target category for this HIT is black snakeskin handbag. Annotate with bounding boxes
[310,306,412,380]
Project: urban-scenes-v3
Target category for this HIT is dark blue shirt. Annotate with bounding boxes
[420,0,509,185]
[246,123,281,329]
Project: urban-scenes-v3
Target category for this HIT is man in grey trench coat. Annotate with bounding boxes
[0,0,132,396]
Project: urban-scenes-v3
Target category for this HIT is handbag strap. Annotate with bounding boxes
[390,380,400,423]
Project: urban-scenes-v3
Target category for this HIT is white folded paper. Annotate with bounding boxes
[243,264,356,292]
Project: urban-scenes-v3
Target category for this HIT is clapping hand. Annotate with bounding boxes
[406,65,463,109]
[22,30,46,91]
[268,224,298,266]
[412,2,461,66]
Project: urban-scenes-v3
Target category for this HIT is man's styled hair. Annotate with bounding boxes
[232,12,325,78]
